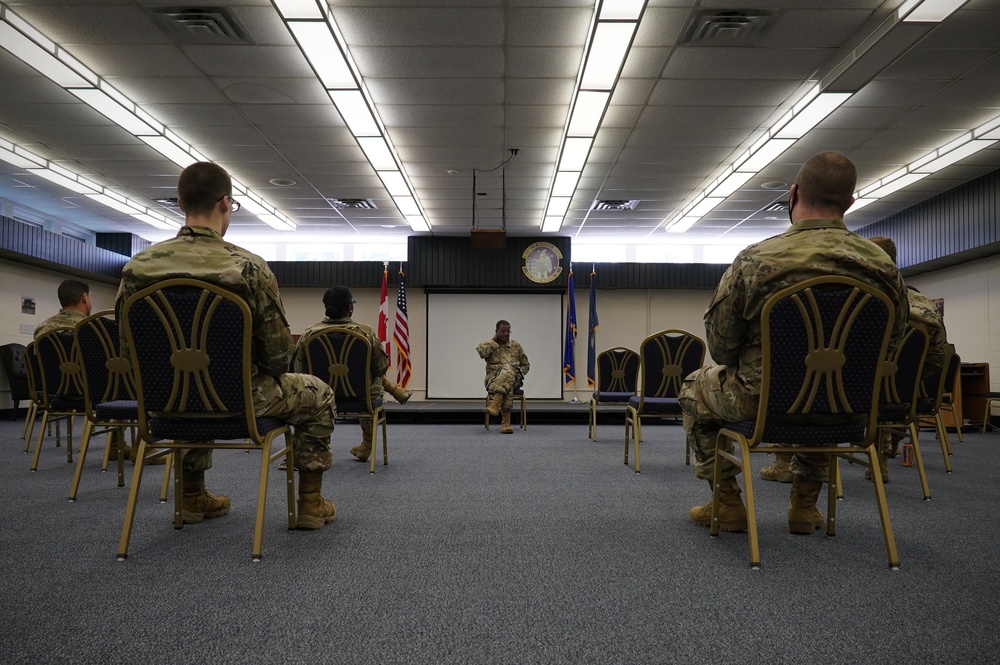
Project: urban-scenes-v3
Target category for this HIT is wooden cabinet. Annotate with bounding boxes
[959,363,989,428]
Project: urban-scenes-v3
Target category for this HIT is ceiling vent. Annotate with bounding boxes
[148,7,254,45]
[680,10,775,47]
[328,198,378,210]
[763,201,789,212]
[591,199,639,211]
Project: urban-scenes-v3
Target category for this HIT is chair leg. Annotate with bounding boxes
[826,455,839,537]
[31,411,51,471]
[867,443,900,570]
[253,438,274,562]
[381,412,389,466]
[633,416,641,474]
[589,403,596,442]
[835,457,844,500]
[21,401,37,441]
[68,418,96,501]
[159,451,173,503]
[520,394,526,430]
[908,423,931,500]
[738,444,759,569]
[934,413,952,472]
[117,439,149,561]
[284,436,296,531]
[623,408,632,466]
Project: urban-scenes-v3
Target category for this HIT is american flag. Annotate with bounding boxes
[393,268,411,387]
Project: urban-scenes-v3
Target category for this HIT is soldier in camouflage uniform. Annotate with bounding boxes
[477,320,530,434]
[866,236,952,480]
[34,279,92,339]
[292,286,410,462]
[115,162,337,530]
[680,151,909,535]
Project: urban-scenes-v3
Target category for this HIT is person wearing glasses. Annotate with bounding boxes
[115,161,339,531]
[292,286,411,463]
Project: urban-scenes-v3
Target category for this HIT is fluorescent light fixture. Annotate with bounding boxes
[394,196,420,216]
[773,93,852,139]
[67,88,157,136]
[130,211,181,230]
[581,23,637,90]
[86,193,141,215]
[288,21,355,89]
[327,90,380,137]
[0,146,41,169]
[600,0,646,20]
[865,172,930,199]
[845,197,879,215]
[567,91,610,137]
[710,171,755,198]
[357,136,396,171]
[0,22,90,87]
[688,197,725,217]
[257,214,296,231]
[546,197,572,218]
[272,0,324,19]
[26,167,97,194]
[552,171,581,197]
[666,216,701,233]
[137,136,196,169]
[377,171,409,197]
[541,216,563,233]
[559,137,593,171]
[913,139,997,173]
[405,215,429,233]
[899,0,968,22]
[735,138,796,173]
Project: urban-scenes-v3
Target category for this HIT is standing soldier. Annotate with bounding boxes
[116,161,338,530]
[477,320,530,434]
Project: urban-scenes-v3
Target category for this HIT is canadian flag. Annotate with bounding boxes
[378,266,391,364]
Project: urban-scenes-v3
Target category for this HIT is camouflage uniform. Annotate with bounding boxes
[908,286,948,377]
[115,226,336,473]
[34,309,86,339]
[476,338,529,411]
[679,218,909,482]
[292,317,388,443]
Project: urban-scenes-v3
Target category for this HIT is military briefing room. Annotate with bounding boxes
[1,1,999,664]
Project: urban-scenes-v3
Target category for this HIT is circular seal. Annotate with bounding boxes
[522,241,563,283]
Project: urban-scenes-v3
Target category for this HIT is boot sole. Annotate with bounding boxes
[788,520,820,535]
[690,517,748,532]
[296,514,337,530]
[760,472,794,483]
[181,507,230,524]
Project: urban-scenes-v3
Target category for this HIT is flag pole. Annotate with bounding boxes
[570,262,579,404]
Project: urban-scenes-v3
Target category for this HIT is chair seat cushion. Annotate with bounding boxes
[95,400,139,421]
[337,398,383,415]
[150,416,288,441]
[915,398,936,414]
[723,418,867,444]
[596,392,633,403]
[877,404,910,423]
[628,396,682,414]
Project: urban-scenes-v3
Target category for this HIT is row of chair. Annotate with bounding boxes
[18,278,389,562]
[587,277,963,569]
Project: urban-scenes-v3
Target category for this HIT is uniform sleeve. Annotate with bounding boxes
[704,259,749,366]
[249,261,294,376]
[518,343,529,375]
[366,327,390,377]
[476,340,498,359]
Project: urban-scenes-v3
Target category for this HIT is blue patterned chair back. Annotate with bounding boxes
[918,347,959,409]
[302,327,375,415]
[735,276,896,445]
[595,347,639,400]
[34,329,83,404]
[23,341,40,400]
[637,330,705,404]
[879,322,929,422]
[74,311,136,419]
[122,279,256,437]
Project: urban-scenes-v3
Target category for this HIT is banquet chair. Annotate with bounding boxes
[624,329,705,473]
[300,326,389,474]
[588,347,639,443]
[30,329,85,471]
[710,276,899,569]
[485,387,526,431]
[914,347,960,473]
[117,278,294,561]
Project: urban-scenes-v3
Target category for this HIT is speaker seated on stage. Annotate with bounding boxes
[476,320,530,435]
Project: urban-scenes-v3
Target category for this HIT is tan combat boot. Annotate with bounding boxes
[296,471,336,530]
[759,451,794,483]
[382,378,411,404]
[484,393,503,417]
[351,420,373,462]
[689,478,748,532]
[788,476,825,534]
[181,470,231,524]
[500,410,514,434]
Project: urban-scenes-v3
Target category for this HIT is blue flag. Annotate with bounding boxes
[563,268,577,386]
[587,269,598,389]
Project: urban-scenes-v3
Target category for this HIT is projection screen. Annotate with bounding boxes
[426,293,564,399]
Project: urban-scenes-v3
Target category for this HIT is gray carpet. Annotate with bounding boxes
[3,417,998,664]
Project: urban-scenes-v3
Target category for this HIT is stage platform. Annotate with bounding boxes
[380,399,683,426]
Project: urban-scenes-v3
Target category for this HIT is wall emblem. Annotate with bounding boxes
[522,241,563,283]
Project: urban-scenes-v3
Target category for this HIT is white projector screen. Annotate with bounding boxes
[426,293,564,399]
